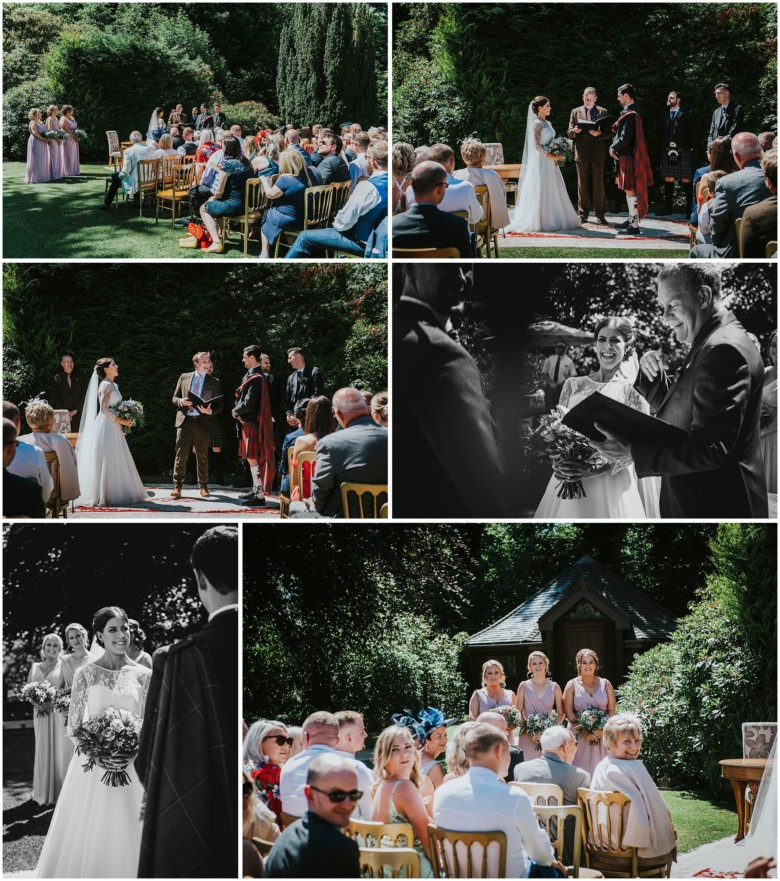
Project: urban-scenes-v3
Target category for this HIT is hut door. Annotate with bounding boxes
[555,620,607,681]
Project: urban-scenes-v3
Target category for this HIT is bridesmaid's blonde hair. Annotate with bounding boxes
[576,648,600,672]
[28,108,41,120]
[40,632,64,659]
[481,659,507,688]
[526,651,551,678]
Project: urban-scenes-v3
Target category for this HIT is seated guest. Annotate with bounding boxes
[740,147,777,258]
[291,395,335,498]
[406,143,483,224]
[3,418,46,518]
[454,138,511,228]
[101,130,154,209]
[694,170,728,244]
[316,134,351,184]
[242,840,263,879]
[177,127,197,156]
[265,754,361,878]
[440,722,478,785]
[371,725,434,877]
[691,132,772,257]
[370,392,388,428]
[285,128,313,167]
[3,401,52,504]
[242,136,257,162]
[392,161,471,257]
[393,141,416,213]
[243,771,280,843]
[690,136,738,225]
[285,141,389,259]
[244,719,292,820]
[259,150,318,258]
[348,131,371,187]
[253,141,281,178]
[20,400,80,502]
[194,128,219,179]
[589,714,677,874]
[279,398,309,495]
[418,707,458,790]
[477,711,524,783]
[310,387,388,518]
[334,711,373,818]
[300,126,313,151]
[230,124,244,146]
[169,126,184,150]
[759,131,776,152]
[152,133,178,160]
[433,724,565,878]
[199,137,255,253]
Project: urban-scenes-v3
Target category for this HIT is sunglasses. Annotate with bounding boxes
[263,734,294,747]
[309,785,363,804]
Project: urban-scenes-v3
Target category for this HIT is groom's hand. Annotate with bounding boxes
[639,349,665,381]
[592,423,631,461]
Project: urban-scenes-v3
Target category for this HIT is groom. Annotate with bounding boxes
[136,525,238,877]
[610,84,653,236]
[171,351,224,499]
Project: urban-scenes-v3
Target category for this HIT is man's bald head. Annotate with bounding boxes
[411,160,448,203]
[477,711,508,733]
[731,132,762,168]
[332,388,370,428]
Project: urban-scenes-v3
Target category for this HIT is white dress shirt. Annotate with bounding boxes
[406,175,484,223]
[333,179,384,233]
[7,439,53,502]
[208,603,239,622]
[334,749,374,819]
[542,354,576,384]
[279,743,373,819]
[349,153,369,188]
[433,765,555,877]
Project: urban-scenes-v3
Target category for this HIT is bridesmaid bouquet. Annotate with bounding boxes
[72,706,143,787]
[546,136,573,163]
[495,705,522,732]
[43,130,67,141]
[526,410,606,500]
[576,708,610,743]
[20,681,57,716]
[523,712,557,749]
[74,128,88,139]
[53,689,71,718]
[110,400,145,435]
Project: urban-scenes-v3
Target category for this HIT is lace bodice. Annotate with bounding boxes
[67,662,151,738]
[560,375,650,415]
[533,120,555,153]
[99,381,122,418]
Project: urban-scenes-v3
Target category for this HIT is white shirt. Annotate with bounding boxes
[333,178,384,234]
[453,166,510,229]
[279,743,373,819]
[542,353,576,384]
[407,175,484,223]
[433,766,555,878]
[349,153,369,188]
[208,603,238,622]
[334,749,374,819]
[7,440,53,502]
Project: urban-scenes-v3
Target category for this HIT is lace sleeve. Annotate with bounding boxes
[602,381,649,473]
[533,120,547,155]
[558,378,575,410]
[99,381,114,418]
[67,664,91,740]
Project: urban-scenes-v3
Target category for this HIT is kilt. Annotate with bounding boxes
[616,155,637,190]
[210,424,224,449]
[660,147,694,180]
[238,420,260,459]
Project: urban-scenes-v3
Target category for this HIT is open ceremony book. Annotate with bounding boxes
[188,391,223,409]
[561,391,687,444]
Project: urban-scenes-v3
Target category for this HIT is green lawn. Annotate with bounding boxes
[3,728,51,873]
[499,247,685,259]
[3,162,264,259]
[661,789,737,853]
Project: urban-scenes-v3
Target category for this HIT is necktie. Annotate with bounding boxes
[589,107,595,121]
[67,375,72,389]
[553,358,561,383]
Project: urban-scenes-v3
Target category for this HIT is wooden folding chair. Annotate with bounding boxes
[329,179,352,221]
[274,184,334,256]
[359,847,421,878]
[133,158,160,218]
[766,240,778,258]
[391,247,460,259]
[222,178,268,255]
[156,163,196,226]
[472,184,499,258]
[43,451,66,519]
[428,824,507,878]
[344,818,414,849]
[340,483,389,519]
[106,130,121,171]
[485,163,522,208]
[509,781,563,805]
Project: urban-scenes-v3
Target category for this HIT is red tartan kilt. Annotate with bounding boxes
[238,420,260,459]
[616,155,637,190]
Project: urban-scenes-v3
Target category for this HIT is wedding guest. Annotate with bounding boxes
[20,400,80,502]
[610,83,653,236]
[477,711,524,782]
[101,130,154,209]
[195,103,212,130]
[371,725,434,877]
[152,133,178,160]
[266,754,361,878]
[199,137,254,253]
[169,126,183,150]
[45,105,64,181]
[291,396,335,498]
[760,331,777,493]
[708,83,744,148]
[759,132,776,152]
[590,714,677,874]
[259,149,317,258]
[695,170,728,244]
[370,392,388,428]
[406,143,483,224]
[418,707,457,789]
[690,137,738,226]
[392,141,416,213]
[177,127,198,157]
[567,87,610,224]
[243,770,280,844]
[287,726,304,758]
[348,131,371,187]
[739,147,777,258]
[27,633,67,806]
[454,138,510,228]
[230,124,244,146]
[286,128,313,167]
[59,105,80,176]
[441,722,478,785]
[334,711,373,816]
[25,108,50,184]
[468,659,517,721]
[244,719,292,819]
[3,418,46,518]
[233,345,274,505]
[563,648,616,777]
[127,619,152,668]
[212,103,226,130]
[279,398,309,495]
[542,342,577,409]
[657,90,697,216]
[516,651,564,759]
[194,128,219,179]
[3,401,52,504]
[316,134,350,184]
[191,106,200,124]
[252,140,280,178]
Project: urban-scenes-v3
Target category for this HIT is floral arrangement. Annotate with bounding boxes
[546,136,573,162]
[495,705,522,731]
[72,706,143,787]
[576,708,610,740]
[523,712,557,749]
[525,409,607,500]
[73,129,88,139]
[21,680,57,716]
[110,400,145,435]
[53,689,71,718]
[43,130,67,141]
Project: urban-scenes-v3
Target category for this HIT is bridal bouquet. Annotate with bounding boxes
[526,409,607,500]
[110,400,144,435]
[576,708,610,743]
[546,136,573,163]
[53,689,71,718]
[495,705,522,732]
[21,681,57,716]
[523,712,557,749]
[72,706,143,787]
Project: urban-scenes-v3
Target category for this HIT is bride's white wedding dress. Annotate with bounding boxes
[35,663,151,878]
[76,378,147,507]
[534,376,660,519]
[506,107,580,233]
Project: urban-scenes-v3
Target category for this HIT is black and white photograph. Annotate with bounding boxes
[2,523,238,878]
[392,262,776,519]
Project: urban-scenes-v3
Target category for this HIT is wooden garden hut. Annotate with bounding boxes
[465,555,676,689]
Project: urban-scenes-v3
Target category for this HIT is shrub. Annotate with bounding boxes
[3,77,56,161]
[217,101,280,135]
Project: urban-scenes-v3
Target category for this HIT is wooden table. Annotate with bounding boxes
[719,758,768,841]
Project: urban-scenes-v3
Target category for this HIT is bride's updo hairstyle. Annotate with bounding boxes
[95,358,114,380]
[531,96,550,115]
[92,605,129,645]
[594,317,636,359]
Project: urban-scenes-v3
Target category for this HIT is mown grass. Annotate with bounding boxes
[498,247,686,259]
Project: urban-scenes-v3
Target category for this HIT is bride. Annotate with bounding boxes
[506,97,581,233]
[76,358,148,507]
[534,317,660,519]
[36,606,151,878]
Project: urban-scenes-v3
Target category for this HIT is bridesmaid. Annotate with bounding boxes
[516,651,564,758]
[468,659,517,720]
[127,619,153,669]
[45,104,63,181]
[58,623,93,767]
[24,108,50,184]
[27,633,67,805]
[563,648,616,777]
[60,104,80,176]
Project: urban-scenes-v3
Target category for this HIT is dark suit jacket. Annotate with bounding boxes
[708,102,744,148]
[567,104,610,162]
[292,144,313,166]
[505,745,525,784]
[48,371,88,429]
[708,161,772,257]
[233,366,266,421]
[393,297,506,518]
[172,372,224,428]
[195,112,213,131]
[318,153,351,184]
[3,468,46,518]
[393,203,471,258]
[212,112,226,129]
[265,811,360,878]
[659,107,697,150]
[312,415,388,517]
[633,310,767,518]
[285,365,324,416]
[740,193,777,258]
[611,103,639,155]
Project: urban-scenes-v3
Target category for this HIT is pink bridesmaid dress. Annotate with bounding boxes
[517,679,558,758]
[46,114,63,180]
[60,116,80,176]
[572,677,611,777]
[25,120,50,183]
[29,662,68,805]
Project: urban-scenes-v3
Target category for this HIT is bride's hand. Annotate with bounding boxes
[117,418,133,428]
[552,459,590,480]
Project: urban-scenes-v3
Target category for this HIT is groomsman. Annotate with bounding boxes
[708,83,744,148]
[567,87,610,224]
[657,90,697,216]
[48,353,87,430]
[284,348,324,432]
[233,345,274,506]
